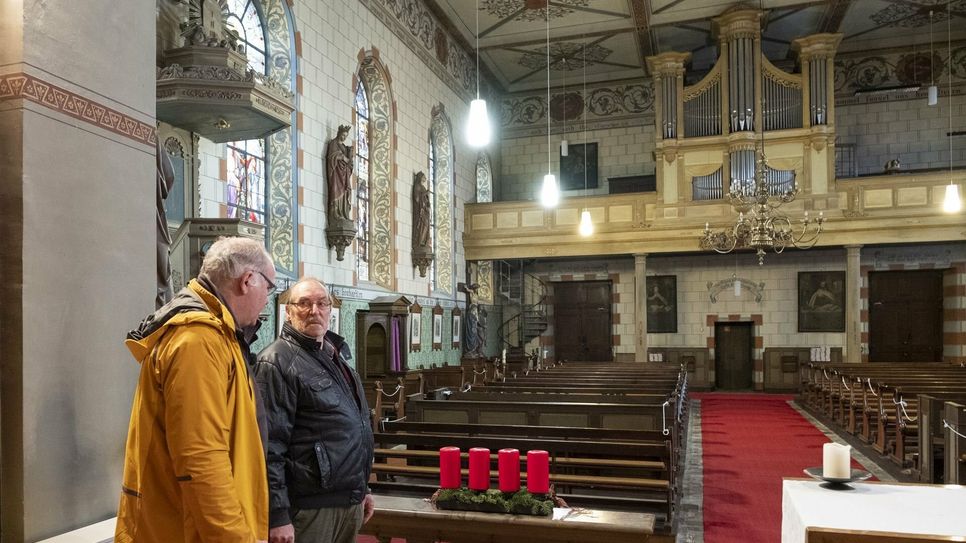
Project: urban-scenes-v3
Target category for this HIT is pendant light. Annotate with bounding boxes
[942,3,962,213]
[466,0,491,147]
[540,6,560,208]
[577,40,593,237]
[733,255,741,297]
[560,56,569,157]
[928,11,938,106]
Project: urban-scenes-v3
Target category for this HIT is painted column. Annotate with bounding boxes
[845,245,863,363]
[635,253,648,362]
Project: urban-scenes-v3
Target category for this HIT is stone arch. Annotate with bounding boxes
[429,104,454,294]
[356,52,396,290]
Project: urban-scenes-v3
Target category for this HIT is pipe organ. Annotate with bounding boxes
[647,8,841,204]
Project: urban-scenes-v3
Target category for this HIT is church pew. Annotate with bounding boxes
[448,390,670,404]
[943,401,966,485]
[918,394,966,483]
[405,398,670,431]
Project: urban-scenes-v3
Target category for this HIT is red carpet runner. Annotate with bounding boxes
[697,392,871,543]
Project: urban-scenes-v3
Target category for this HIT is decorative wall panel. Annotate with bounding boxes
[359,56,395,290]
[430,107,453,295]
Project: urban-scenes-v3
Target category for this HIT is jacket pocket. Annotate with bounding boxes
[314,441,332,489]
[306,376,341,410]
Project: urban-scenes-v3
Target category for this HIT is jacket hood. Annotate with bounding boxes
[125,279,235,364]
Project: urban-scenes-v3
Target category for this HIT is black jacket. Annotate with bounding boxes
[255,324,374,528]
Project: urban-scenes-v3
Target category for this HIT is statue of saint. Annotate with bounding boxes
[326,124,354,222]
[156,137,176,308]
[412,171,431,249]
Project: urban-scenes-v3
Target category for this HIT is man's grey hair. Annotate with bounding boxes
[199,237,273,288]
[286,277,328,302]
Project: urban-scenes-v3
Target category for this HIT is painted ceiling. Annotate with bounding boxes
[429,0,966,92]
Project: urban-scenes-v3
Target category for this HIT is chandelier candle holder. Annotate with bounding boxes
[700,147,824,265]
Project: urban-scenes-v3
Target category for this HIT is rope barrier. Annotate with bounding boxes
[841,376,851,392]
[893,397,917,423]
[378,385,403,398]
[473,368,487,375]
[460,382,472,392]
[943,419,966,440]
[661,400,671,436]
[866,378,878,396]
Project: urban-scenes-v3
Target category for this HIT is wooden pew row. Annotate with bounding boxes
[942,401,966,484]
[800,363,966,475]
[370,431,676,521]
[917,395,966,483]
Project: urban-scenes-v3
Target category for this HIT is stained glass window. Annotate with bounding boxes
[355,82,371,282]
[224,0,268,226]
[427,136,438,288]
[226,139,267,223]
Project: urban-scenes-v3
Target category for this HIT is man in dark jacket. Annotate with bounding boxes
[255,277,374,543]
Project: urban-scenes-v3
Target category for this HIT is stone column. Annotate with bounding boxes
[0,1,156,539]
[635,254,648,362]
[845,245,863,363]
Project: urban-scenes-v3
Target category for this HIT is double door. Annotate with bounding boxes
[553,281,613,362]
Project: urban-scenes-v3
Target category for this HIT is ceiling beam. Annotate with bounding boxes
[630,0,656,75]
[819,0,851,33]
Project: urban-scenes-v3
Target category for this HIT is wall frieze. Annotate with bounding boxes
[359,0,480,100]
[0,72,156,147]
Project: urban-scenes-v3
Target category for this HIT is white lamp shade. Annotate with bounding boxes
[560,139,569,157]
[466,99,491,147]
[943,183,962,213]
[928,85,938,106]
[540,173,559,208]
[578,209,594,237]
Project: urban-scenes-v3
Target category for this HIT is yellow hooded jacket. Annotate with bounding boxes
[115,279,268,543]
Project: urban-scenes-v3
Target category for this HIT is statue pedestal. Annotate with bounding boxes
[413,245,434,277]
[326,220,357,261]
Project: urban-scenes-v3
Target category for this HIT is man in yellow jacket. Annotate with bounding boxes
[115,237,275,543]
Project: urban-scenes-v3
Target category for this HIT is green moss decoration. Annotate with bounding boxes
[431,488,565,516]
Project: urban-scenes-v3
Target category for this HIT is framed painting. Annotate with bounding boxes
[798,271,846,332]
[646,275,677,333]
[559,142,598,190]
[432,314,443,345]
[452,313,461,348]
[410,302,422,351]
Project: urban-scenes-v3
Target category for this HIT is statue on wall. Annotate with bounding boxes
[459,282,485,358]
[156,137,176,308]
[324,124,358,261]
[326,124,354,222]
[412,171,434,277]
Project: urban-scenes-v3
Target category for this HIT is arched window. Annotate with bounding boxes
[354,82,371,282]
[427,137,438,287]
[225,0,268,225]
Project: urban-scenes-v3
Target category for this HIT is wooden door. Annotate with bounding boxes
[869,270,943,362]
[715,322,753,390]
[553,281,613,362]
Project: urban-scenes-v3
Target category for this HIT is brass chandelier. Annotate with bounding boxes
[700,142,824,266]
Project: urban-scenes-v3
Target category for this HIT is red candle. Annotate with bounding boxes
[439,447,461,489]
[526,450,550,494]
[468,447,490,490]
[498,448,521,493]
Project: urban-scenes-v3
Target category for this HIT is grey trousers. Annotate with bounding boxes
[292,503,364,543]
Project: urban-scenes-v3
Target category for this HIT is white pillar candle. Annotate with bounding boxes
[822,442,851,479]
[502,348,507,365]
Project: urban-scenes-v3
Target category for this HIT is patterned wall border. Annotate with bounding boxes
[358,0,480,100]
[501,81,654,137]
[430,105,453,295]
[0,73,156,147]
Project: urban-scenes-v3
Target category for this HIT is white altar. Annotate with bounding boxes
[782,479,966,543]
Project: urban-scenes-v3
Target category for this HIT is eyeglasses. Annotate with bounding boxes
[290,299,332,312]
[253,270,277,295]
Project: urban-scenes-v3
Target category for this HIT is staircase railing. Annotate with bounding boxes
[498,263,549,349]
